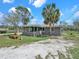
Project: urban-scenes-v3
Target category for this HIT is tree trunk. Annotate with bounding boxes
[49,25,52,36]
[49,22,52,36]
[53,23,54,32]
[14,26,19,35]
[14,26,21,40]
[49,22,52,39]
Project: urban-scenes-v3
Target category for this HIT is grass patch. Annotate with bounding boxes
[0,36,48,48]
[70,45,79,59]
[62,31,79,40]
[62,31,79,59]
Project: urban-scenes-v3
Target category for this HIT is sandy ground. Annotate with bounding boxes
[0,39,74,59]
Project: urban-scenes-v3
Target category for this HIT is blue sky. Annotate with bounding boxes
[0,0,79,25]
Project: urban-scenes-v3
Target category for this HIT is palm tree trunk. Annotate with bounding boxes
[49,22,52,35]
[49,22,52,39]
[49,25,52,35]
[53,23,54,31]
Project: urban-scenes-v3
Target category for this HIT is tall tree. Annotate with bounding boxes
[16,6,32,25]
[4,12,20,31]
[4,11,21,36]
[42,3,60,34]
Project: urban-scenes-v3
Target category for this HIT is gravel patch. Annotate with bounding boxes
[0,39,74,59]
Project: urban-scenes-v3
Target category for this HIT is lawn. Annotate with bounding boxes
[0,36,48,47]
[62,30,79,40]
[0,31,79,59]
[70,45,79,59]
[62,31,79,59]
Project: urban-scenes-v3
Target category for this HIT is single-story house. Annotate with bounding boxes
[22,24,61,36]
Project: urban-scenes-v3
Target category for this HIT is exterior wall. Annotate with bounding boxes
[42,27,61,36]
[22,27,61,36]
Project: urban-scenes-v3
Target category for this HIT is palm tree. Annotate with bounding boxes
[42,3,60,35]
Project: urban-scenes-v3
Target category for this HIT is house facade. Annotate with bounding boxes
[22,24,61,36]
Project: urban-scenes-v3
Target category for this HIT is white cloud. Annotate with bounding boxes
[32,0,46,8]
[60,11,64,17]
[30,19,37,24]
[27,7,31,12]
[74,11,79,17]
[28,18,44,25]
[8,7,17,13]
[65,11,79,25]
[9,7,31,13]
[0,12,4,18]
[71,5,78,12]
[29,0,34,4]
[0,12,4,23]
[3,0,14,3]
